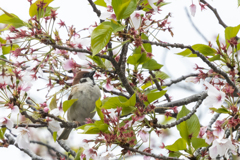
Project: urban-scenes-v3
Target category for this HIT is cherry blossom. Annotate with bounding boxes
[185,77,199,83]
[209,138,235,159]
[100,151,116,160]
[84,148,98,160]
[139,129,149,143]
[0,117,14,129]
[48,119,61,132]
[130,10,145,30]
[204,81,226,109]
[105,78,113,91]
[63,59,76,71]
[14,128,30,149]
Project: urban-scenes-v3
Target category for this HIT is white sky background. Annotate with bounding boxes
[0,0,240,159]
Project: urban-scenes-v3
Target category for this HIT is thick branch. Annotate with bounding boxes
[155,91,207,113]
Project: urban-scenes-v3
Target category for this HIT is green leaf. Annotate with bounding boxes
[95,98,104,121]
[225,24,240,48]
[77,120,108,134]
[141,33,152,53]
[91,22,113,56]
[53,131,57,142]
[176,44,217,57]
[141,71,169,90]
[144,90,167,105]
[155,71,169,80]
[0,128,6,140]
[191,138,208,150]
[0,8,26,29]
[165,138,187,151]
[209,107,230,114]
[239,0,240,7]
[176,48,194,57]
[49,94,57,110]
[112,0,137,20]
[87,55,106,68]
[110,20,125,33]
[192,44,216,56]
[29,0,54,17]
[127,54,143,65]
[142,59,163,70]
[94,0,107,7]
[216,34,220,47]
[177,106,200,146]
[102,94,136,115]
[0,55,7,65]
[62,99,78,113]
[74,147,84,160]
[208,55,221,62]
[2,44,19,55]
[169,151,182,158]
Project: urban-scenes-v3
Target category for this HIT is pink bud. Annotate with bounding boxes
[43,107,49,113]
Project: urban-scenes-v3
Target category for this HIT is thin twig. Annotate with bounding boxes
[142,40,239,94]
[87,0,101,17]
[30,140,69,159]
[122,146,183,160]
[5,133,45,160]
[149,71,171,102]
[199,0,227,28]
[154,99,203,128]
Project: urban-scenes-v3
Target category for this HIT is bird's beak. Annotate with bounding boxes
[89,70,96,78]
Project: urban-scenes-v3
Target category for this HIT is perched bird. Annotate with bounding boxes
[58,70,101,140]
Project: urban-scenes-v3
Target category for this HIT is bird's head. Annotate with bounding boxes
[72,71,96,86]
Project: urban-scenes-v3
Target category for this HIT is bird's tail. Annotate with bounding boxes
[58,128,72,140]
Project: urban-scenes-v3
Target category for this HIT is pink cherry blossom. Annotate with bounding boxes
[209,138,235,159]
[85,148,98,160]
[0,117,14,129]
[105,78,113,91]
[204,81,225,109]
[206,130,215,144]
[130,10,145,30]
[63,59,76,71]
[139,129,149,143]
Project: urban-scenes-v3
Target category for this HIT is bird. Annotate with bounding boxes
[58,70,101,140]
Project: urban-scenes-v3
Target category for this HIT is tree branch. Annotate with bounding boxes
[153,99,203,129]
[122,146,183,160]
[161,73,199,87]
[199,0,227,28]
[155,91,207,113]
[30,140,69,160]
[5,133,45,160]
[149,71,171,102]
[87,0,101,17]
[142,40,239,94]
